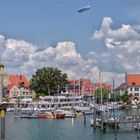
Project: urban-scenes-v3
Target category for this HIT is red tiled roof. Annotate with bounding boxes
[94,83,112,90]
[8,75,30,88]
[69,79,112,95]
[127,74,140,86]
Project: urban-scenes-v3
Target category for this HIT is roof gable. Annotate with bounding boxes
[127,74,140,86]
[115,83,126,91]
[8,75,29,88]
[7,85,19,92]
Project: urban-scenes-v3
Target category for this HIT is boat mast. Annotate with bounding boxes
[74,80,76,94]
[113,77,116,102]
[79,78,81,96]
[99,71,103,105]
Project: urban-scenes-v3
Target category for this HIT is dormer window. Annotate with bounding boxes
[132,82,136,85]
[19,82,25,88]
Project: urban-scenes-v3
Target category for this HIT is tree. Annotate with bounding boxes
[94,88,111,104]
[33,92,45,100]
[120,91,130,104]
[2,95,9,103]
[30,67,68,95]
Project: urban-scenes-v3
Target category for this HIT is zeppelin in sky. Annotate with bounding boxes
[78,5,90,13]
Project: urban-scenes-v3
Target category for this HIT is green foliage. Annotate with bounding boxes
[115,94,121,102]
[110,94,122,102]
[30,67,68,95]
[120,92,130,103]
[111,91,131,104]
[94,88,131,104]
[34,93,45,100]
[94,88,111,103]
[2,96,9,103]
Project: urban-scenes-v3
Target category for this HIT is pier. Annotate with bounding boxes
[91,110,140,139]
[92,114,140,130]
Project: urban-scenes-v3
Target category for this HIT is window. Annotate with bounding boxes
[130,88,133,91]
[12,88,18,96]
[135,88,139,91]
[135,93,139,97]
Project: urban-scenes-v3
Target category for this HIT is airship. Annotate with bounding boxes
[78,5,90,13]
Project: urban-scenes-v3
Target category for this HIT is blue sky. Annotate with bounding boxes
[0,0,140,84]
[0,0,138,54]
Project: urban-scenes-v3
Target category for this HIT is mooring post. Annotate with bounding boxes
[93,108,96,129]
[114,118,117,140]
[0,109,5,140]
[103,122,107,132]
[0,103,8,140]
[83,112,86,126]
[14,103,18,116]
[137,108,140,139]
[101,111,104,131]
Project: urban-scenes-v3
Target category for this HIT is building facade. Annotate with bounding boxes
[68,79,95,95]
[68,78,112,95]
[116,73,140,101]
[115,83,126,96]
[6,75,35,103]
[126,74,140,100]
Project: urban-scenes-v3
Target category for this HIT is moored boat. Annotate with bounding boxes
[53,110,65,119]
[37,111,54,119]
[20,114,37,119]
[90,118,101,127]
[133,123,140,130]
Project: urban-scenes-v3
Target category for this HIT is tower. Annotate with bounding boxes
[0,61,4,102]
[0,63,4,75]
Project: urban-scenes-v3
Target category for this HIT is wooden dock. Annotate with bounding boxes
[98,115,140,132]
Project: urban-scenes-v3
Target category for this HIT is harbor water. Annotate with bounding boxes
[3,112,139,140]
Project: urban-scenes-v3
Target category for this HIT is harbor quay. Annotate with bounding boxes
[1,98,140,140]
[3,106,140,140]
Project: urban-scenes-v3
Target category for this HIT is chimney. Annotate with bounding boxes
[20,74,22,80]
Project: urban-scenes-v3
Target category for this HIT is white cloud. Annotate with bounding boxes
[0,32,124,86]
[3,16,140,87]
[0,35,6,53]
[0,37,101,83]
[92,17,140,79]
[2,39,36,69]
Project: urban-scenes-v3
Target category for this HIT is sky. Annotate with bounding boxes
[0,0,140,86]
